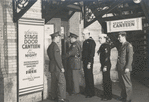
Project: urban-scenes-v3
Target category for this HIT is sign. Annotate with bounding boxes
[18,18,44,95]
[133,0,141,4]
[61,27,64,39]
[106,17,142,33]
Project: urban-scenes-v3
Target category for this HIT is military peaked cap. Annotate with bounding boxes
[118,31,127,35]
[69,32,78,38]
[50,31,60,38]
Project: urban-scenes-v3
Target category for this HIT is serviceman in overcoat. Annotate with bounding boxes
[64,32,81,95]
[47,32,69,102]
[82,29,96,98]
[117,31,133,102]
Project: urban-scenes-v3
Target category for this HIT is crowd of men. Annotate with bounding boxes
[47,30,133,102]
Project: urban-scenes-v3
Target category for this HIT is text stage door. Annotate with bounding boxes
[18,18,44,95]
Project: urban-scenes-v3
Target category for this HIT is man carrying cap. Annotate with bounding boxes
[64,32,81,95]
[116,31,133,102]
[47,31,69,102]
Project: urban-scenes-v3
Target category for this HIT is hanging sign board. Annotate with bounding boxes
[18,18,44,95]
[106,17,142,33]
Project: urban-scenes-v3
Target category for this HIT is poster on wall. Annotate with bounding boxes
[106,17,142,33]
[18,18,44,95]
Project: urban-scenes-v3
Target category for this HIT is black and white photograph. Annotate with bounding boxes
[0,0,148,102]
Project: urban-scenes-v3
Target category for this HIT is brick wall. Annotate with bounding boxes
[0,0,17,102]
[0,0,4,101]
[0,0,45,102]
[19,0,44,102]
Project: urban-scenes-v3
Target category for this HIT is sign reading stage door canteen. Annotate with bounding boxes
[18,19,44,95]
[106,17,142,33]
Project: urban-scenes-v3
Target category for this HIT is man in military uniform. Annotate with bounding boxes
[117,31,133,102]
[47,32,68,102]
[97,34,112,101]
[82,29,96,98]
[64,32,81,95]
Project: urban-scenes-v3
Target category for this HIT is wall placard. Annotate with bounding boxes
[18,18,44,95]
[106,17,142,33]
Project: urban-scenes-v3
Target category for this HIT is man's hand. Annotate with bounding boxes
[125,68,129,73]
[61,68,65,73]
[87,62,91,69]
[103,66,107,72]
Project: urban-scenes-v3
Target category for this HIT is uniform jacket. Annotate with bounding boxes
[117,41,133,73]
[66,41,81,70]
[98,43,111,70]
[47,42,63,72]
[82,37,96,62]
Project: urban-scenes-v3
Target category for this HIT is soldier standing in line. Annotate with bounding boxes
[97,33,112,101]
[82,29,96,98]
[47,32,69,102]
[117,31,133,102]
[64,32,81,95]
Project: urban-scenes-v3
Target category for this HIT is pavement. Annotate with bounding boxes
[40,78,149,102]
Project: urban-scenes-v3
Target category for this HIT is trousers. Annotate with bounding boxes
[102,65,112,99]
[118,72,132,101]
[66,69,80,94]
[51,71,66,99]
[83,60,95,96]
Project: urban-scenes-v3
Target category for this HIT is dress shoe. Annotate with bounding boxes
[101,98,108,101]
[49,97,57,101]
[57,99,69,102]
[124,100,132,102]
[107,97,112,100]
[85,95,93,98]
[117,97,126,101]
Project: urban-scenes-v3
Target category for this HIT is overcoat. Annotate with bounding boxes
[66,41,81,70]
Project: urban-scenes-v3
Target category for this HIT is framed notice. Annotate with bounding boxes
[106,17,142,33]
[18,18,44,95]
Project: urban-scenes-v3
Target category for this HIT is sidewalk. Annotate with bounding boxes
[40,78,149,102]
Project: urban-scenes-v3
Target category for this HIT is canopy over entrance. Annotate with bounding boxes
[13,0,149,29]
